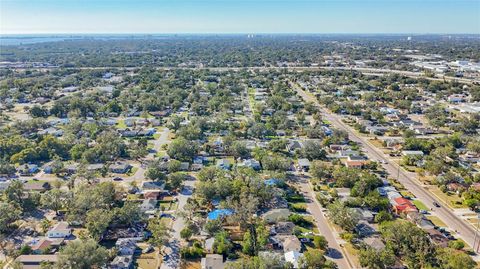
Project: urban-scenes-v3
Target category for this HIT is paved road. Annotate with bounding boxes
[160,176,197,269]
[296,175,353,269]
[291,82,478,251]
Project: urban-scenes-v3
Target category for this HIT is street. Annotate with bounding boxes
[292,81,478,251]
[296,175,353,269]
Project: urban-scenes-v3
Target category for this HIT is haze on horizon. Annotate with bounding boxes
[1,0,479,35]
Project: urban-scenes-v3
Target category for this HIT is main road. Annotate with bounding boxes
[290,81,478,251]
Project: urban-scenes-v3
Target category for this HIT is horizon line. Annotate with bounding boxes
[2,32,480,36]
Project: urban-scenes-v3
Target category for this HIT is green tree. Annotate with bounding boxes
[358,248,395,269]
[326,201,360,231]
[0,202,21,233]
[299,249,326,269]
[57,239,109,269]
[436,247,476,269]
[148,218,171,248]
[213,231,233,256]
[167,137,197,162]
[85,209,113,239]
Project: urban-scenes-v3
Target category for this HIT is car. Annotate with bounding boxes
[433,201,441,207]
[420,210,428,214]
[113,177,123,181]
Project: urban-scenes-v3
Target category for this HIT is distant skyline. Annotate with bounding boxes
[1,0,479,34]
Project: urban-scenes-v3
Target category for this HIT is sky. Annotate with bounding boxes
[1,0,479,34]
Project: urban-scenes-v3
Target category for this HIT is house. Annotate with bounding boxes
[345,160,369,169]
[141,181,166,191]
[15,255,58,269]
[352,208,375,223]
[425,228,449,247]
[47,222,71,238]
[239,159,261,170]
[297,159,310,172]
[287,140,303,152]
[110,255,134,269]
[392,197,417,214]
[116,238,138,256]
[402,150,424,157]
[18,164,39,176]
[180,162,190,171]
[201,254,225,269]
[216,159,231,170]
[355,221,377,237]
[110,162,132,174]
[284,251,303,269]
[363,236,386,251]
[272,222,295,235]
[24,182,51,192]
[31,238,63,254]
[140,199,157,212]
[143,191,161,200]
[262,209,291,224]
[281,235,302,252]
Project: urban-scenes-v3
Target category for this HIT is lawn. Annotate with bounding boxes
[428,187,467,209]
[426,216,447,227]
[412,199,429,211]
[135,244,160,269]
[116,119,127,129]
[127,167,139,176]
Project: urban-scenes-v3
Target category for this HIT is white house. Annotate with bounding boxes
[284,251,303,268]
[47,222,71,239]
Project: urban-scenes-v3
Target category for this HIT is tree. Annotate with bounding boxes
[85,209,113,239]
[0,202,21,233]
[358,248,395,269]
[310,161,331,181]
[145,162,167,181]
[213,231,233,256]
[229,141,250,159]
[167,137,197,162]
[300,141,326,161]
[57,239,109,269]
[113,202,143,227]
[299,249,326,269]
[180,226,193,241]
[148,218,171,248]
[41,189,66,215]
[436,247,476,269]
[326,201,360,231]
[379,220,435,268]
[313,235,328,250]
[168,172,186,190]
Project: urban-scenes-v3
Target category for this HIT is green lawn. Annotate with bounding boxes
[127,167,139,176]
[116,119,127,129]
[427,216,447,227]
[412,199,429,211]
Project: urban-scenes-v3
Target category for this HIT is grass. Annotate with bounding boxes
[412,199,429,211]
[426,216,447,227]
[153,133,161,140]
[135,244,160,269]
[428,187,467,209]
[344,243,361,268]
[116,119,127,129]
[127,167,139,176]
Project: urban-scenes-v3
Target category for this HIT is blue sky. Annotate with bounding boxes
[1,0,479,34]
